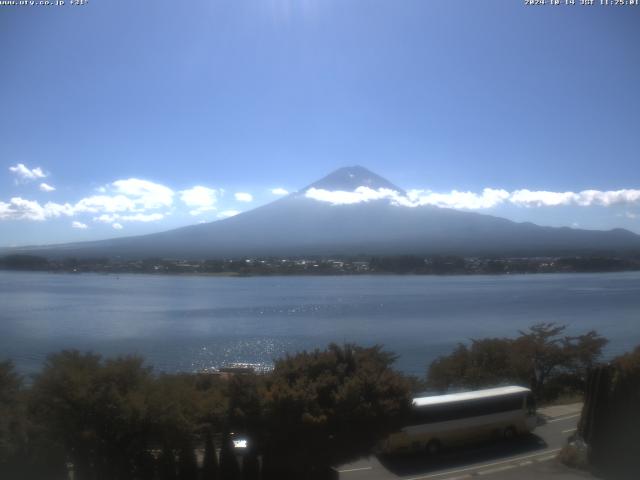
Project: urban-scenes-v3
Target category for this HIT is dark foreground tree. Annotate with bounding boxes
[133,450,157,480]
[0,361,28,479]
[260,344,411,479]
[177,441,198,480]
[0,360,66,480]
[219,431,240,480]
[573,346,640,480]
[4,343,410,479]
[604,345,640,478]
[201,430,220,480]
[158,448,178,480]
[241,449,260,480]
[29,351,155,480]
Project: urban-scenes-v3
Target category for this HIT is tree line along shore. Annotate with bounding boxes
[1,323,639,479]
[2,253,640,276]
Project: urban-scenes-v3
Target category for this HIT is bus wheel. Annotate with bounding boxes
[426,439,441,455]
[503,426,517,440]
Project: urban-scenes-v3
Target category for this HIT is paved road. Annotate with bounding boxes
[336,404,586,480]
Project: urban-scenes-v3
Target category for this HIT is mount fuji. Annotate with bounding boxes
[7,166,640,259]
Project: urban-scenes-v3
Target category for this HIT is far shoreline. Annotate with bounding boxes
[2,252,640,278]
[2,266,640,280]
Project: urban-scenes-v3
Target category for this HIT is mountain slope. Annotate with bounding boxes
[7,166,640,259]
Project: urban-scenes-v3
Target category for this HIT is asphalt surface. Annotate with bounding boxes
[336,404,589,480]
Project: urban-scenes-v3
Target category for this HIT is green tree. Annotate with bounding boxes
[465,338,516,387]
[0,359,67,480]
[426,344,470,391]
[426,339,516,391]
[261,344,411,478]
[29,351,103,478]
[29,351,155,480]
[513,323,607,399]
[562,330,609,379]
[146,374,203,453]
[0,361,27,478]
[427,324,608,401]
[512,323,570,397]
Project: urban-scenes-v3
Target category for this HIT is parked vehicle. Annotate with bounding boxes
[379,386,537,455]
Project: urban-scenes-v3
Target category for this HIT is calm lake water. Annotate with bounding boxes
[1,271,640,376]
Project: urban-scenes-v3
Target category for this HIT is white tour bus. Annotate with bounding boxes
[380,385,537,455]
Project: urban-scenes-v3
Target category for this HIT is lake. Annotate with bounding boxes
[1,271,639,377]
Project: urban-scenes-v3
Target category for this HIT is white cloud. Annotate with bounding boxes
[509,189,576,207]
[305,187,404,205]
[72,221,88,229]
[112,222,123,230]
[0,177,181,225]
[271,188,289,196]
[0,197,74,221]
[43,202,75,218]
[9,163,46,180]
[119,212,164,222]
[306,186,640,210]
[93,214,119,223]
[0,177,173,223]
[39,183,56,192]
[234,192,253,202]
[406,188,511,209]
[577,189,640,207]
[93,212,164,223]
[218,209,240,218]
[111,178,174,210]
[0,197,46,220]
[0,202,11,218]
[180,186,221,215]
[508,189,640,208]
[72,179,173,216]
[74,195,137,214]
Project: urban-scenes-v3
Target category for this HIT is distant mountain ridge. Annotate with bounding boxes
[5,166,640,259]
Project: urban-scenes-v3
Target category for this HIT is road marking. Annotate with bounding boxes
[547,413,580,423]
[562,428,577,434]
[337,466,373,473]
[535,454,558,462]
[403,448,562,480]
[478,464,517,475]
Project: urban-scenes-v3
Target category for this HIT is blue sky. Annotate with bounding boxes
[1,0,639,247]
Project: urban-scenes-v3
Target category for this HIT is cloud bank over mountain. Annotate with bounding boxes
[1,164,639,246]
[305,186,640,210]
[3,166,640,259]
